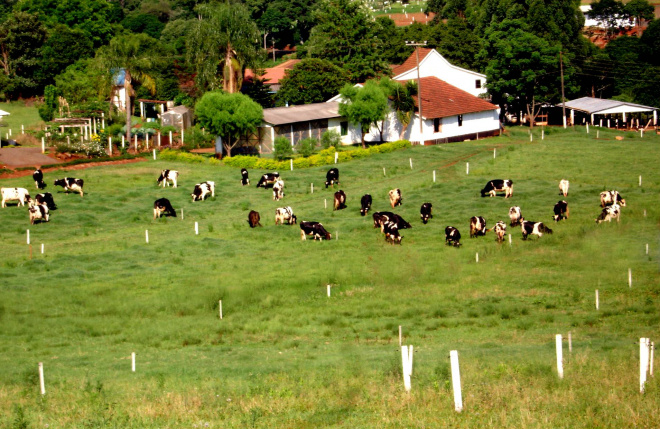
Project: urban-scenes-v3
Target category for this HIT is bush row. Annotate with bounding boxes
[158,149,223,165]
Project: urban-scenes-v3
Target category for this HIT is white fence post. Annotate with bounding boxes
[409,158,413,169]
[219,300,223,319]
[334,152,338,164]
[41,137,45,153]
[311,183,314,194]
[466,163,469,175]
[493,148,496,158]
[195,222,199,235]
[556,334,564,379]
[596,290,599,310]
[26,229,30,245]
[383,167,386,177]
[121,135,125,148]
[433,170,436,182]
[641,338,650,393]
[399,325,402,347]
[629,269,632,288]
[327,285,331,297]
[145,230,149,244]
[38,362,45,395]
[568,331,572,353]
[450,350,463,412]
[651,341,655,377]
[401,345,412,392]
[131,352,136,372]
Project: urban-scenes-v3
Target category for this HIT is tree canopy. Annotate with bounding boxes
[338,80,389,148]
[276,58,350,106]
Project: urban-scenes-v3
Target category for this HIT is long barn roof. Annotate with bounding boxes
[564,97,657,114]
[262,102,341,126]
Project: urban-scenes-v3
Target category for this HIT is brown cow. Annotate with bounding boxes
[248,210,262,228]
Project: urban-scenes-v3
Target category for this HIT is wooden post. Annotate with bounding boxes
[398,325,402,346]
[641,129,644,138]
[108,138,112,156]
[629,269,632,288]
[646,244,649,255]
[38,362,45,395]
[542,129,545,140]
[597,130,599,139]
[450,350,463,412]
[181,208,184,219]
[219,300,223,319]
[327,285,331,297]
[145,230,149,244]
[596,289,599,310]
[181,128,184,144]
[641,338,650,393]
[195,222,199,235]
[466,163,469,175]
[21,124,24,134]
[530,133,533,142]
[131,352,136,372]
[556,334,564,379]
[146,132,149,149]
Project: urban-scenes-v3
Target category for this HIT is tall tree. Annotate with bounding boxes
[276,58,350,106]
[195,91,263,157]
[624,0,655,36]
[589,0,626,39]
[338,80,389,148]
[186,2,261,94]
[96,34,162,144]
[379,78,417,140]
[640,19,660,66]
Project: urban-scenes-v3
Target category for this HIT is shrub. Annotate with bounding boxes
[105,124,123,137]
[296,137,317,157]
[321,130,341,149]
[273,136,293,161]
[55,138,106,157]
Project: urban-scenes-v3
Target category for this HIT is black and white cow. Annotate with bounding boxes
[360,194,372,216]
[372,211,411,231]
[275,206,297,225]
[153,198,177,219]
[553,200,569,222]
[420,203,433,224]
[240,168,250,186]
[300,221,331,241]
[489,220,507,243]
[333,190,346,210]
[469,216,487,238]
[445,226,462,247]
[28,203,49,224]
[34,192,56,210]
[521,219,553,239]
[382,221,402,244]
[191,181,215,201]
[325,168,339,188]
[157,170,178,188]
[248,210,262,228]
[508,206,522,226]
[559,179,569,197]
[1,187,31,207]
[596,204,620,223]
[33,169,46,189]
[481,179,513,198]
[256,172,280,188]
[388,189,402,208]
[54,177,84,197]
[273,179,285,201]
[600,190,626,208]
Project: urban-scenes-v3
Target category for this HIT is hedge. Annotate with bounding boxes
[159,149,223,165]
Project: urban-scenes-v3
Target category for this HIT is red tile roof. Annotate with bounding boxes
[398,77,498,119]
[391,47,434,77]
[245,59,301,85]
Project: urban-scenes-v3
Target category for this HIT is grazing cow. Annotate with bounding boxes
[1,187,31,208]
[469,216,487,238]
[33,169,46,189]
[445,226,462,247]
[300,221,331,241]
[28,203,49,224]
[489,221,507,243]
[240,168,250,186]
[553,200,569,222]
[559,179,569,197]
[54,177,84,197]
[34,192,56,210]
[275,206,297,225]
[256,172,280,188]
[388,189,402,208]
[191,181,215,202]
[157,170,178,188]
[481,179,513,198]
[509,206,522,226]
[325,168,339,188]
[334,190,346,210]
[360,194,372,216]
[273,179,285,201]
[372,211,411,231]
[596,204,620,223]
[153,198,176,219]
[600,190,626,208]
[520,219,553,239]
[420,203,433,224]
[382,221,402,244]
[248,210,262,228]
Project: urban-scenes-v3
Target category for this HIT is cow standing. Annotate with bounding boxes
[1,187,31,208]
[360,194,372,216]
[256,172,280,188]
[325,168,339,188]
[559,179,569,197]
[481,179,513,198]
[553,201,569,222]
[489,221,507,243]
[28,203,49,224]
[445,226,462,247]
[469,216,487,238]
[275,207,297,225]
[240,168,250,186]
[373,211,411,231]
[54,177,84,197]
[388,189,402,208]
[191,181,215,201]
[273,179,285,201]
[600,190,626,207]
[34,193,56,210]
[300,221,331,241]
[153,198,177,219]
[596,204,620,223]
[334,190,346,210]
[420,203,433,224]
[157,170,178,188]
[382,221,402,244]
[520,219,553,239]
[248,210,262,228]
[508,206,522,226]
[33,169,46,189]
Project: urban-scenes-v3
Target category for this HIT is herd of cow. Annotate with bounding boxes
[1,166,627,247]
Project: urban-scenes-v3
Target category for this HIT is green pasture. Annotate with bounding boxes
[0,101,44,141]
[0,126,659,428]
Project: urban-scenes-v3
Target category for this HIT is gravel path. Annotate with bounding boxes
[0,147,62,168]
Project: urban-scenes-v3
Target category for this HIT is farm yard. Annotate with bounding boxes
[0,126,659,428]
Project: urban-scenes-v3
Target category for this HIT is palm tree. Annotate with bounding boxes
[96,34,159,145]
[186,2,261,94]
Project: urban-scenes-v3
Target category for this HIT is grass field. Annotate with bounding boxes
[0,101,44,143]
[1,126,659,428]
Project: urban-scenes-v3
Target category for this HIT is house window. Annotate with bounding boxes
[475,79,481,89]
[457,115,463,127]
[340,121,348,136]
[433,118,442,133]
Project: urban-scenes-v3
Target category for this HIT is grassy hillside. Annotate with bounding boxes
[0,101,44,141]
[0,126,658,428]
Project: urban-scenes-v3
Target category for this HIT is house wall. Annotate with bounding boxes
[328,118,361,145]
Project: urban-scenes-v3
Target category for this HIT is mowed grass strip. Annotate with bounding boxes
[0,126,659,428]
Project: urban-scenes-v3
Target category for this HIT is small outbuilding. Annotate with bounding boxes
[161,105,192,130]
[563,97,658,129]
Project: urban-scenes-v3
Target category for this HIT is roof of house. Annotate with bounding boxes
[391,48,434,77]
[564,97,657,114]
[399,77,498,119]
[245,59,301,85]
[263,102,341,126]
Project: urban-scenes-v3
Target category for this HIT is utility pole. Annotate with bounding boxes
[560,51,566,129]
[405,41,427,146]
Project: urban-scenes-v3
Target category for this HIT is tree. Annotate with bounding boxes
[276,59,350,106]
[186,2,261,94]
[38,24,94,88]
[195,91,263,157]
[338,80,389,148]
[55,59,110,106]
[640,19,660,66]
[625,0,655,36]
[589,0,626,39]
[380,78,417,140]
[96,34,162,144]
